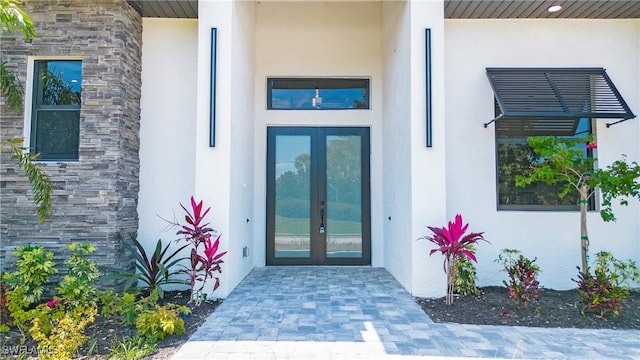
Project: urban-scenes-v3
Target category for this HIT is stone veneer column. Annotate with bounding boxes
[0,0,142,273]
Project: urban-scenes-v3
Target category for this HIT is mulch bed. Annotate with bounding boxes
[416,286,640,330]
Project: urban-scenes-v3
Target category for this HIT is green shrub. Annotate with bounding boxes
[99,289,120,317]
[107,336,156,360]
[99,289,148,327]
[3,243,100,359]
[573,251,640,318]
[496,248,541,309]
[453,246,479,296]
[2,245,58,329]
[135,303,189,343]
[57,243,100,307]
[3,245,58,304]
[103,234,188,299]
[5,286,32,329]
[29,302,97,360]
[0,281,13,330]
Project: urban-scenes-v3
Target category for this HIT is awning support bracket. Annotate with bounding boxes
[484,114,502,128]
[606,117,635,128]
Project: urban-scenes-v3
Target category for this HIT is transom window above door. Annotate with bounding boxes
[267,78,370,110]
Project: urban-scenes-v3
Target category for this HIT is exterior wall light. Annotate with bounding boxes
[547,5,562,12]
[312,87,322,108]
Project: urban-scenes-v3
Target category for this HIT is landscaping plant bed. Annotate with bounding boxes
[417,286,640,330]
[1,290,221,359]
[4,287,638,359]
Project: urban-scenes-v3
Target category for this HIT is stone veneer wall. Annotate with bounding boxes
[0,0,142,274]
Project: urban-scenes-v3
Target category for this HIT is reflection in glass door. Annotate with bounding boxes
[326,135,362,258]
[266,127,370,265]
[273,134,311,258]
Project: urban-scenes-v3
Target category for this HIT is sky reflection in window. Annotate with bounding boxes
[268,78,369,110]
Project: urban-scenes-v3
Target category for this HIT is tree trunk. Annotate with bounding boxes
[446,260,456,305]
[579,185,589,274]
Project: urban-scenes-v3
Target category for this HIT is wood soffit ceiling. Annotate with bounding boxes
[446,1,640,19]
[127,0,197,18]
[127,1,640,19]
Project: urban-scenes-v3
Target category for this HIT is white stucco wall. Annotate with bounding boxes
[138,5,639,300]
[228,0,257,292]
[408,0,449,298]
[138,18,198,248]
[381,0,414,293]
[380,0,450,297]
[191,1,257,297]
[444,19,640,290]
[253,1,385,267]
[139,4,256,299]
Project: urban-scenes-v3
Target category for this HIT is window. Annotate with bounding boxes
[496,117,594,210]
[267,78,369,110]
[30,60,82,161]
[484,68,629,211]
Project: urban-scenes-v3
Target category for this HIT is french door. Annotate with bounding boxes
[266,127,371,265]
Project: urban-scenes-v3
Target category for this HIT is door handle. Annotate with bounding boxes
[319,208,325,234]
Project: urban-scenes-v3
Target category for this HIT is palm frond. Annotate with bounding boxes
[0,61,24,112]
[0,0,37,41]
[2,138,52,223]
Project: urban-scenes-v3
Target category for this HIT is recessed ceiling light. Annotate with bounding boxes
[547,5,563,13]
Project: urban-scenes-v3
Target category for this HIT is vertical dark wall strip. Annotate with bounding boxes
[425,28,433,148]
[209,28,217,147]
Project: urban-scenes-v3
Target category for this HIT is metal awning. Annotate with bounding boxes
[485,68,636,136]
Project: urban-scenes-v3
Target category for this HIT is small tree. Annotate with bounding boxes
[516,136,640,273]
[420,214,487,305]
[175,197,227,305]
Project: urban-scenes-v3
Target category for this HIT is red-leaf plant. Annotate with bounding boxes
[420,214,487,305]
[177,197,227,306]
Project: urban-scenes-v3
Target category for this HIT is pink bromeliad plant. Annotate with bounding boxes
[421,214,487,305]
[177,197,227,306]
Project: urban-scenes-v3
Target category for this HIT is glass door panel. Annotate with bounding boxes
[274,135,311,258]
[267,127,370,265]
[326,135,362,258]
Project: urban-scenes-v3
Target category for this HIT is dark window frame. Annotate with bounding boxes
[495,101,596,212]
[30,60,82,161]
[267,78,370,110]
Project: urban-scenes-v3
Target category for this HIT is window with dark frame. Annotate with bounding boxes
[30,60,82,161]
[267,78,370,110]
[486,67,634,212]
[495,110,595,211]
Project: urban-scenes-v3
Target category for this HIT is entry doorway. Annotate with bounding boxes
[266,127,371,265]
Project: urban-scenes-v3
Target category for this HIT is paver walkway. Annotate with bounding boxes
[172,267,640,359]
